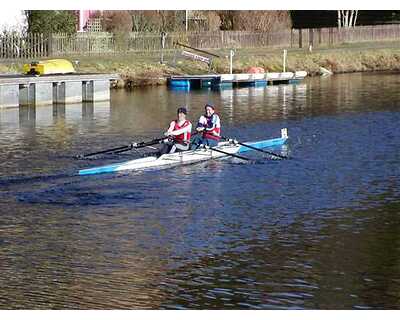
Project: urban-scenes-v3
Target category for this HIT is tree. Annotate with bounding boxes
[236,11,292,32]
[102,11,133,33]
[188,11,221,31]
[218,11,235,30]
[129,11,184,32]
[130,11,157,32]
[158,11,182,32]
[25,10,77,34]
[337,10,358,28]
[218,11,292,32]
[204,11,221,31]
[129,10,220,32]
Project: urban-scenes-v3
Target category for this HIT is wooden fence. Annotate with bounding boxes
[1,24,400,59]
[48,31,294,55]
[0,33,48,59]
[295,24,400,48]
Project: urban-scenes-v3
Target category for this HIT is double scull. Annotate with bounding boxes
[78,128,288,176]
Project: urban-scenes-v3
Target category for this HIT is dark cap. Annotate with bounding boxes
[205,103,215,110]
[177,107,187,114]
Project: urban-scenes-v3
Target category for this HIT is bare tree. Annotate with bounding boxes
[218,11,291,32]
[337,10,358,28]
[129,11,184,32]
[218,11,235,30]
[353,11,359,26]
[205,11,221,31]
[102,11,133,32]
[189,11,221,31]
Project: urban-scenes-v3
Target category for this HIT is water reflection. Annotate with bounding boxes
[0,101,110,130]
[1,73,398,135]
[0,82,311,133]
[1,73,400,309]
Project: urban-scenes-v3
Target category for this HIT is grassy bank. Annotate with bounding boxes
[1,40,400,88]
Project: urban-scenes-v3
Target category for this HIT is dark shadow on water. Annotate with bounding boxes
[17,187,148,207]
[0,172,73,188]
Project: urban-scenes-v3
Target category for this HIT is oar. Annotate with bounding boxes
[193,142,252,161]
[221,136,288,159]
[76,137,163,159]
[112,138,164,155]
[76,144,134,159]
[110,146,136,155]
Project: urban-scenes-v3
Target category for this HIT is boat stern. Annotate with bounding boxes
[281,128,288,139]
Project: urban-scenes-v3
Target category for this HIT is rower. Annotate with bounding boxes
[190,103,221,149]
[159,107,192,155]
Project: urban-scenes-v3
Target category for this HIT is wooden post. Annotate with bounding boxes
[309,28,314,48]
[37,33,40,57]
[10,34,14,59]
[18,36,21,59]
[185,10,188,32]
[40,33,44,57]
[229,49,234,74]
[21,35,25,58]
[34,33,37,58]
[298,29,302,48]
[11,34,15,59]
[14,34,18,58]
[25,34,28,59]
[47,33,53,57]
[283,49,287,72]
[160,31,167,64]
[290,29,293,48]
[318,28,322,46]
[30,33,34,58]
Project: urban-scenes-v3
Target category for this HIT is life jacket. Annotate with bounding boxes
[202,113,221,141]
[173,120,192,143]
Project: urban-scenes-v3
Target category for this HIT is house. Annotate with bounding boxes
[77,10,103,32]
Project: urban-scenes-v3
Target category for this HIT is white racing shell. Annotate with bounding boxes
[78,128,288,176]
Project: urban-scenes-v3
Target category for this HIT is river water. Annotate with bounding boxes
[0,72,399,309]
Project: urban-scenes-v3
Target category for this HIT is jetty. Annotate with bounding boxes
[0,73,119,108]
[168,71,307,89]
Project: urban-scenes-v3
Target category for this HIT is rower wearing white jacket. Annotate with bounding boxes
[159,107,192,155]
[190,103,221,149]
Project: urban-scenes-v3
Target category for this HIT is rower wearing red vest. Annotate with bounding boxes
[190,103,221,149]
[159,107,192,155]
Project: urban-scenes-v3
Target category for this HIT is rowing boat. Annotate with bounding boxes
[78,129,288,175]
[23,59,75,76]
[78,128,288,176]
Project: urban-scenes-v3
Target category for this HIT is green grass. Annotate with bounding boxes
[1,41,400,87]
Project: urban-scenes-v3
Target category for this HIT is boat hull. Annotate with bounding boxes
[78,129,288,176]
[23,59,75,76]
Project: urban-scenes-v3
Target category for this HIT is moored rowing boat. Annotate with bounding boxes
[78,128,288,176]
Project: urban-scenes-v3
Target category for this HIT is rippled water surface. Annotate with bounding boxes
[0,72,400,309]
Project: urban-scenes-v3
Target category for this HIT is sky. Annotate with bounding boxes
[0,9,25,32]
